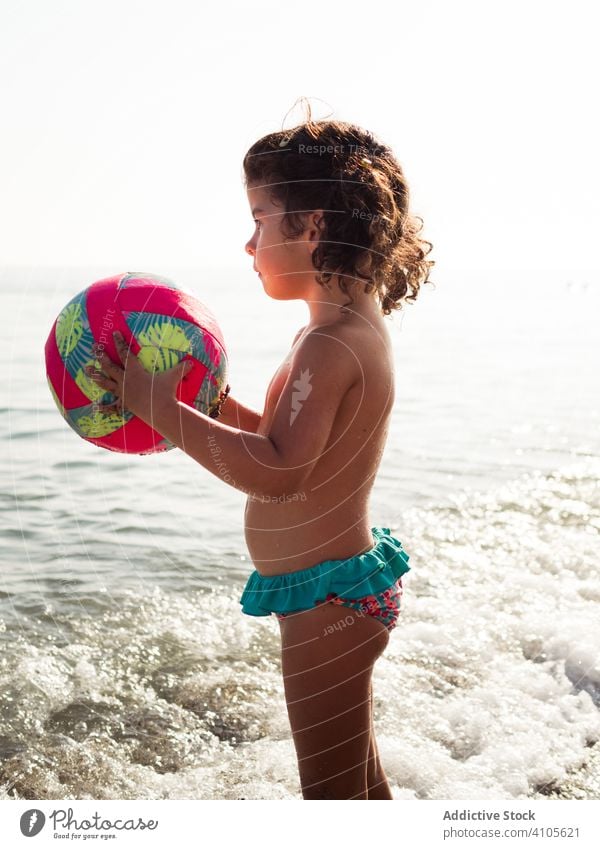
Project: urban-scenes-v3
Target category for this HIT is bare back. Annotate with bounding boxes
[244,317,396,575]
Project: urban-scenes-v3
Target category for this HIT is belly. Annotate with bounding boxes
[244,488,373,575]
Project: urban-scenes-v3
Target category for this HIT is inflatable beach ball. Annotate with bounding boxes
[45,271,228,454]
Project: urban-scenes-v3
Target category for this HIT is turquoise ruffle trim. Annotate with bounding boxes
[239,526,410,617]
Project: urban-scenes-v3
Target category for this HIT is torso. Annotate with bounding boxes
[244,316,396,576]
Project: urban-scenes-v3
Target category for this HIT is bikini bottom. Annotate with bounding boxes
[239,526,411,633]
[274,576,404,632]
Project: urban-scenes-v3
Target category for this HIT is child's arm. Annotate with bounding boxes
[216,394,262,433]
[147,331,357,498]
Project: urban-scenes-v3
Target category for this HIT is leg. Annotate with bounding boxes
[278,600,390,799]
[366,682,394,799]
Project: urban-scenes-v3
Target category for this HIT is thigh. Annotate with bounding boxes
[278,600,389,799]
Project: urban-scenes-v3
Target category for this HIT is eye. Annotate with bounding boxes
[253,218,262,231]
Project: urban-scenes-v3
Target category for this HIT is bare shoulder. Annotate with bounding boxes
[290,322,362,386]
[294,317,393,377]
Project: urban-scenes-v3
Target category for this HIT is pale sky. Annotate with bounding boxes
[1,0,598,275]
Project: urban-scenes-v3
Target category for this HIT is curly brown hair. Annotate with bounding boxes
[242,113,434,316]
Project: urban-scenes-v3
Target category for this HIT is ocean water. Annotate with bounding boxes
[0,265,599,800]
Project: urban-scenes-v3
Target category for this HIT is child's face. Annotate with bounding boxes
[245,184,323,301]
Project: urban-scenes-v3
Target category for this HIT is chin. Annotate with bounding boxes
[261,281,294,301]
[268,290,299,303]
[268,278,306,301]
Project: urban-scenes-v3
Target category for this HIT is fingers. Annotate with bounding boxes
[91,344,120,378]
[111,330,128,364]
[84,364,116,389]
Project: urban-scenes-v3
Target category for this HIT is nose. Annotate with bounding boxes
[245,238,255,257]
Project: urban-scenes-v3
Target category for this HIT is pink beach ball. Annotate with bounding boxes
[45,271,228,454]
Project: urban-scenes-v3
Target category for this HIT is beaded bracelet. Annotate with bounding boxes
[208,383,231,419]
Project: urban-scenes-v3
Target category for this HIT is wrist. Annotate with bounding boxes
[147,391,180,426]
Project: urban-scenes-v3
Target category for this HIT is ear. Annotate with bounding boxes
[306,209,325,251]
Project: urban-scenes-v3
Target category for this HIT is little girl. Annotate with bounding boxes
[234,114,433,800]
[88,110,433,800]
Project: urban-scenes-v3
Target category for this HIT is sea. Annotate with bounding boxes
[0,265,598,800]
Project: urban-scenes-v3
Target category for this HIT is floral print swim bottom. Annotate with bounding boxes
[274,576,404,632]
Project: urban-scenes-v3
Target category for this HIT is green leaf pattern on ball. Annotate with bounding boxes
[56,301,84,357]
[136,321,191,374]
[77,409,126,437]
[137,320,191,357]
[54,288,99,389]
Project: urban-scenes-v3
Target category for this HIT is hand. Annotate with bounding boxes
[84,330,192,422]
